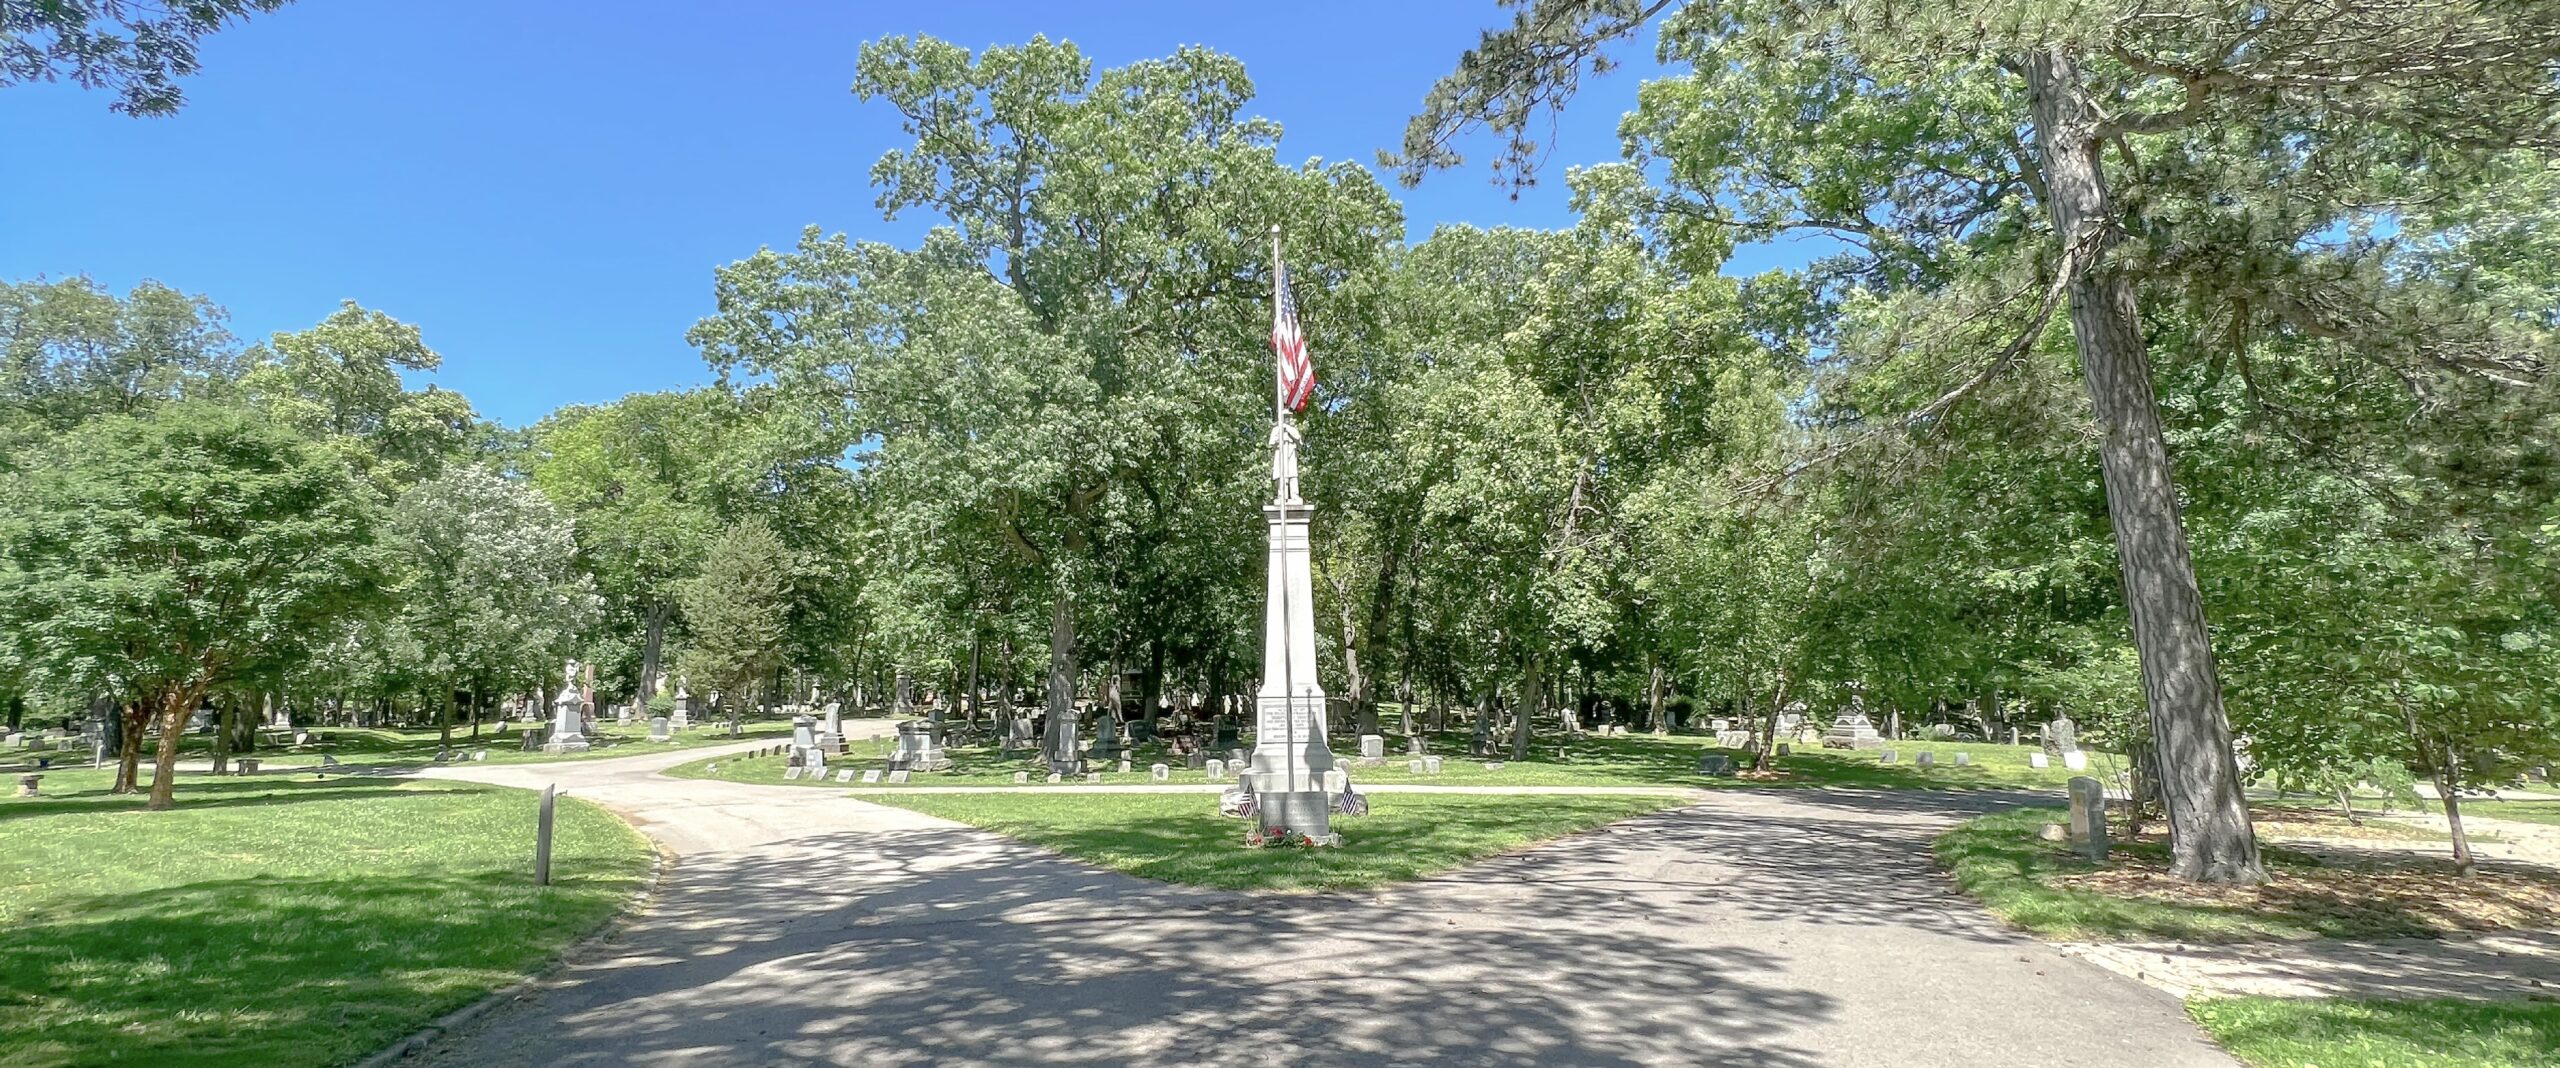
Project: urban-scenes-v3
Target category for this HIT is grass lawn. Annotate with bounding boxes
[1936,807,2560,942]
[2465,799,2560,827]
[866,790,1681,892]
[2189,997,2560,1068]
[1,715,812,778]
[0,766,652,1068]
[668,727,2102,793]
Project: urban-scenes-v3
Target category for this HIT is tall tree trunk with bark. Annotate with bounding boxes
[1510,653,1542,760]
[1043,591,1079,766]
[147,689,195,810]
[115,701,146,793]
[1648,654,1669,735]
[2024,47,2264,884]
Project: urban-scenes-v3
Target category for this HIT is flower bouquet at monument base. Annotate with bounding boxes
[1244,826,1318,848]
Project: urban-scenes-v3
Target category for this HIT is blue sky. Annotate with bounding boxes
[5,1,1716,426]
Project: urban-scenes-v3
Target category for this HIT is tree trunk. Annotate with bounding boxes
[147,690,192,810]
[1141,639,1163,729]
[438,678,456,747]
[2024,47,2264,884]
[1043,590,1079,765]
[1510,653,1542,760]
[115,700,147,793]
[967,627,985,727]
[210,694,233,776]
[1648,654,1668,735]
[1755,673,1790,773]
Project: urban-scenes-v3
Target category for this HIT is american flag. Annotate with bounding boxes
[1272,257,1313,412]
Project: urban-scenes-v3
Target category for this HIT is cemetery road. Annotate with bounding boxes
[408,753,2235,1067]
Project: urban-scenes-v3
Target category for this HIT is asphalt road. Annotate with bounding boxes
[408,733,2233,1067]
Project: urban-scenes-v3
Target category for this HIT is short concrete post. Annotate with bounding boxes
[2067,776,2108,862]
[536,784,557,887]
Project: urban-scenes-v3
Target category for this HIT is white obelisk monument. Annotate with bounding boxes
[1246,225,1338,841]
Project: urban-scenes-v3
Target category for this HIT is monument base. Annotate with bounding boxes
[1254,790,1338,844]
[543,735,591,754]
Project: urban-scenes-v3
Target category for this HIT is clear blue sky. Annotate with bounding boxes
[3,1,1739,426]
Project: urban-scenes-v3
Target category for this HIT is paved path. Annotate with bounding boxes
[404,743,2231,1067]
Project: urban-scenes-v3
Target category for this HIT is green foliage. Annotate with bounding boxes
[0,0,292,116]
[677,518,792,712]
[0,402,379,715]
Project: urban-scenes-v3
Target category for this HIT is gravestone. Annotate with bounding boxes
[16,774,39,797]
[649,716,672,742]
[1483,761,1505,771]
[1358,735,1387,767]
[1118,758,1132,775]
[1186,750,1208,770]
[1715,729,1753,749]
[1229,748,1247,767]
[1953,752,1970,766]
[1206,759,1228,781]
[1407,759,1425,774]
[2063,750,2089,772]
[1046,773,1062,784]
[1709,718,1730,732]
[1698,754,1736,777]
[1151,763,1170,782]
[543,662,591,753]
[804,748,827,776]
[2029,751,2050,769]
[1775,743,1791,756]
[2043,717,2077,757]
[888,720,950,772]
[861,770,881,784]
[835,769,855,783]
[1821,709,1885,750]
[1014,771,1030,784]
[888,770,911,784]
[784,766,804,780]
[1423,756,1442,775]
[1879,749,1897,764]
[472,750,488,762]
[1915,751,1935,767]
[237,758,260,774]
[2067,776,2109,861]
[1085,772,1101,784]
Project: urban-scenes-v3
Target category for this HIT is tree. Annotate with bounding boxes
[1400,0,2560,884]
[247,300,476,488]
[0,276,243,441]
[2,0,291,115]
[525,390,733,701]
[383,466,596,745]
[0,401,377,807]
[693,36,1400,766]
[678,518,792,734]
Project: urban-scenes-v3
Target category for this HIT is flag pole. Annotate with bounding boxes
[1271,223,1285,426]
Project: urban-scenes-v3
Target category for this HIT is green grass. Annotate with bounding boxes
[0,766,653,1068]
[2465,799,2560,827]
[2190,997,2560,1068]
[1935,808,2452,942]
[667,728,2103,793]
[867,790,1681,892]
[2,715,812,778]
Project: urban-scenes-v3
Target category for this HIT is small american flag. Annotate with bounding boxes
[1272,257,1313,412]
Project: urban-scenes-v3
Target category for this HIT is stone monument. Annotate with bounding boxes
[1821,692,1885,750]
[542,661,591,753]
[671,676,692,732]
[1241,239,1343,845]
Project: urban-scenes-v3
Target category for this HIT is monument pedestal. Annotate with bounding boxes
[543,687,590,754]
[1243,488,1343,843]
